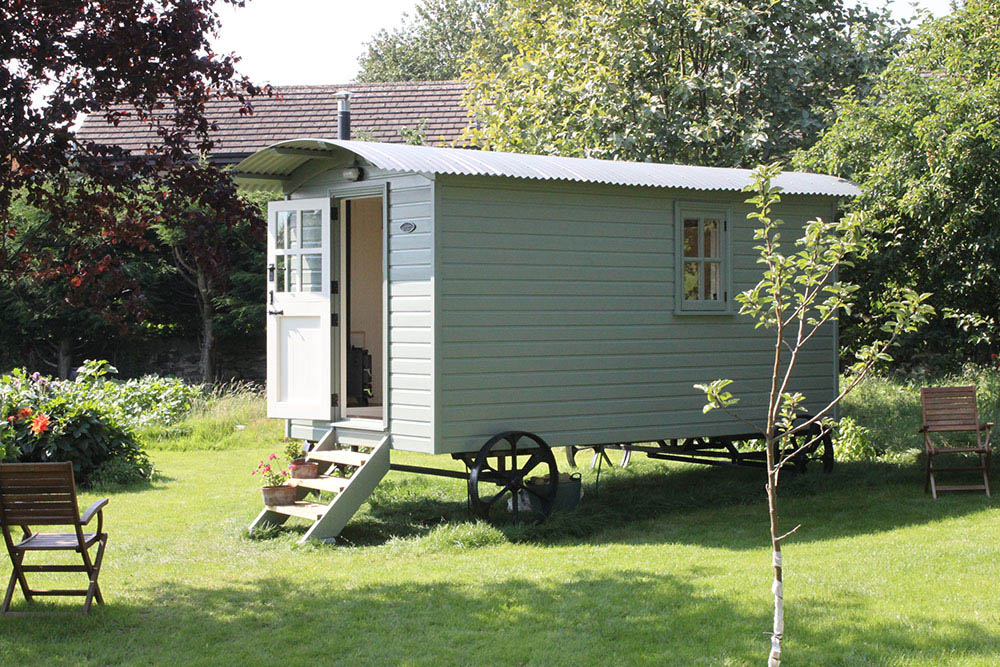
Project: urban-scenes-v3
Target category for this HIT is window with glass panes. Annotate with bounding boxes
[274,208,323,293]
[678,209,728,311]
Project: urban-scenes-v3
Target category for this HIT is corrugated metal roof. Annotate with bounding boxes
[234,138,859,197]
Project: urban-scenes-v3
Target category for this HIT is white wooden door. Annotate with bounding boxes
[266,198,336,420]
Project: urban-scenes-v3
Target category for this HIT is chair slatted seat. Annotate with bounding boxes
[920,386,992,499]
[0,462,109,615]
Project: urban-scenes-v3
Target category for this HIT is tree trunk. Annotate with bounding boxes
[767,454,784,667]
[196,272,215,385]
[57,336,72,379]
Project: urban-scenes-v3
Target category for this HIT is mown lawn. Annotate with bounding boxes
[1,380,998,665]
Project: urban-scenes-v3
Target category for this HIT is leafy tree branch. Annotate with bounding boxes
[697,164,932,665]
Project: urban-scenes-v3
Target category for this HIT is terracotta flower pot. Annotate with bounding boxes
[261,485,296,506]
[288,459,319,479]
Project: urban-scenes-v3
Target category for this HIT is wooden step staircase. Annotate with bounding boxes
[248,429,390,543]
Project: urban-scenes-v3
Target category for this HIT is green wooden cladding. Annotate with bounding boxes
[291,167,840,456]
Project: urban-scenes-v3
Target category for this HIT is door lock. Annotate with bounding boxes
[268,263,276,282]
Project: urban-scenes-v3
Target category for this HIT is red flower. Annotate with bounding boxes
[29,413,51,435]
[6,415,16,424]
[17,407,33,420]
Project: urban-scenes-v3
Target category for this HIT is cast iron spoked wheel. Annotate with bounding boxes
[469,431,559,525]
[564,444,632,469]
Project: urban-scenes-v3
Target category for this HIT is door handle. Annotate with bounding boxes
[268,309,284,316]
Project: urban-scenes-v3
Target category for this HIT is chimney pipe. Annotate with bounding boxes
[335,90,352,141]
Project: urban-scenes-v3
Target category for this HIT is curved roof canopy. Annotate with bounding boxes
[234,138,859,197]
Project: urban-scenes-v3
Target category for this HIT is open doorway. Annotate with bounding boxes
[340,196,384,421]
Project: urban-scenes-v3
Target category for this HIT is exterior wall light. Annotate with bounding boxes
[342,166,364,182]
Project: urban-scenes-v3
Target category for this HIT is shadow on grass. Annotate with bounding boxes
[329,456,997,551]
[2,571,997,665]
[86,471,177,496]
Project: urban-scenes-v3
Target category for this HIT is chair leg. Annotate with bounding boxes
[929,454,939,499]
[981,452,991,498]
[12,550,31,601]
[2,549,32,614]
[81,535,107,614]
[92,536,106,606]
[926,452,939,498]
[2,570,16,614]
[924,453,931,494]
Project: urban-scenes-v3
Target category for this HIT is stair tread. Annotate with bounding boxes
[336,439,381,449]
[935,485,988,491]
[307,450,372,466]
[265,501,327,520]
[288,475,351,493]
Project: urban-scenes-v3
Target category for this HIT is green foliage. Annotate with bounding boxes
[0,360,203,484]
[832,416,880,462]
[137,382,274,451]
[464,0,908,167]
[699,164,933,440]
[0,367,153,485]
[840,363,1000,459]
[797,0,1000,366]
[398,119,429,146]
[696,165,933,663]
[89,451,156,488]
[0,183,275,382]
[356,0,504,82]
[71,360,204,429]
[0,191,141,376]
[284,438,304,462]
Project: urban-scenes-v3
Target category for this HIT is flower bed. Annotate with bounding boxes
[0,360,202,486]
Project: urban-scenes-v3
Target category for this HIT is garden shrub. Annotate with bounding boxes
[833,417,880,462]
[0,361,198,486]
[73,359,204,428]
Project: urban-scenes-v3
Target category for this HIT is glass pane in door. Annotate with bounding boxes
[287,212,300,249]
[287,255,300,292]
[301,210,322,248]
[301,254,323,292]
[276,211,291,249]
[275,256,286,292]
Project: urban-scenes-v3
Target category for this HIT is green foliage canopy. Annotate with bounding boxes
[464,0,907,167]
[797,0,1000,365]
[356,0,504,81]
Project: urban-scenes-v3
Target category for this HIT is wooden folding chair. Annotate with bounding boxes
[0,462,109,615]
[920,386,992,499]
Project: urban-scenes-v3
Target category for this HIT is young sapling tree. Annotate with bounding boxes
[696,163,933,666]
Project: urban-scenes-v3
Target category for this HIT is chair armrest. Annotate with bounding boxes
[981,422,994,429]
[80,498,109,525]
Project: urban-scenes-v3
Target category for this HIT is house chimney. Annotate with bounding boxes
[335,90,352,140]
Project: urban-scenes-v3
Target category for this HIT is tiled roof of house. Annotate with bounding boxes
[76,80,472,161]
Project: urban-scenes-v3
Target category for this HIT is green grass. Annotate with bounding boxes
[2,388,999,665]
[842,366,1000,455]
